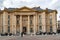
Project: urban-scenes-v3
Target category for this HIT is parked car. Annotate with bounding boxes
[1,33,5,36]
[5,33,8,36]
[9,33,12,36]
[43,32,47,35]
[36,31,43,35]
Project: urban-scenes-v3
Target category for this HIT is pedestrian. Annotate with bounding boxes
[21,31,24,37]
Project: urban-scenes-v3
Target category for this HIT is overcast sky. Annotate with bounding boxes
[0,0,60,21]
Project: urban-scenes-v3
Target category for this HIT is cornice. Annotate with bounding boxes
[0,6,57,14]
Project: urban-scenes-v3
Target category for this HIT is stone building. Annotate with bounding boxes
[57,20,60,33]
[0,6,57,35]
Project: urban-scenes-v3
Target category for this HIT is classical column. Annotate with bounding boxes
[28,15,30,34]
[11,14,13,34]
[3,12,8,33]
[15,16,16,34]
[33,15,36,34]
[20,15,22,34]
[42,12,46,32]
[3,12,5,33]
[12,15,16,34]
[52,13,57,33]
[2,12,8,33]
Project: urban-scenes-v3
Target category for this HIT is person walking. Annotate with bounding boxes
[21,31,24,37]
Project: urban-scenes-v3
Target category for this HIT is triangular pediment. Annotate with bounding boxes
[16,6,36,12]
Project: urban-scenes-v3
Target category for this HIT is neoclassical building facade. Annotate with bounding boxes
[0,6,57,35]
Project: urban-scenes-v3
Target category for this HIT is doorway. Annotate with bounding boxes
[23,27,27,34]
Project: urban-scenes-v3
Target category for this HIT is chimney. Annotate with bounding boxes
[46,8,48,10]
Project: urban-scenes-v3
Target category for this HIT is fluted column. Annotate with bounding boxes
[11,14,14,34]
[33,15,36,34]
[28,15,30,34]
[14,15,16,34]
[3,12,8,33]
[42,12,46,32]
[52,13,57,33]
[12,15,16,34]
[3,12,5,33]
[20,15,22,34]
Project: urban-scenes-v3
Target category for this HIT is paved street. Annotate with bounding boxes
[0,35,60,40]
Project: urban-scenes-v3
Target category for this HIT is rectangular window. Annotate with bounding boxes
[8,26,10,33]
[30,28,33,33]
[50,26,53,32]
[50,16,52,25]
[39,15,42,25]
[16,15,20,25]
[17,20,19,24]
[30,15,33,25]
[39,26,42,32]
[30,20,32,25]
[39,15,42,32]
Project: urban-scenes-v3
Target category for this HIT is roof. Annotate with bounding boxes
[0,6,57,13]
[7,8,16,10]
[32,6,43,11]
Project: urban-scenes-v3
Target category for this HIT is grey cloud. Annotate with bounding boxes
[0,0,4,9]
[51,0,60,10]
